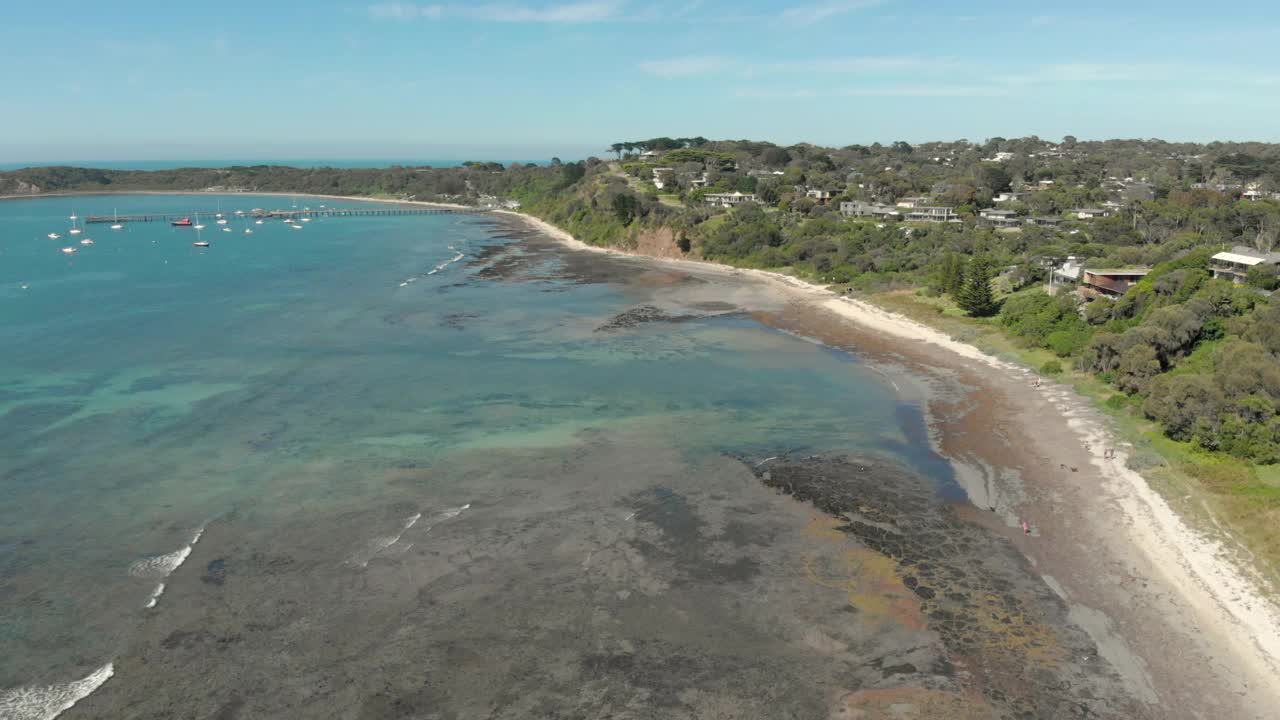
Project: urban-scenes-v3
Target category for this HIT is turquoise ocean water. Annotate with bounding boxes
[0,194,949,716]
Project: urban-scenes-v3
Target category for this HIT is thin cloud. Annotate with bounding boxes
[472,1,622,22]
[638,54,945,79]
[368,1,622,22]
[996,62,1174,86]
[733,84,1009,100]
[840,84,1010,98]
[780,0,886,24]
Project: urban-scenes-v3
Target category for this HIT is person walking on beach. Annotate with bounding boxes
[1022,520,1031,535]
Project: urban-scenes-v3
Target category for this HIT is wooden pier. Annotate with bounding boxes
[84,206,482,224]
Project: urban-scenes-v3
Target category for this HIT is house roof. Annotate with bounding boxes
[1213,252,1268,266]
[1085,269,1151,277]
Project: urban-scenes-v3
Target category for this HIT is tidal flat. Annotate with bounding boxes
[0,196,1258,719]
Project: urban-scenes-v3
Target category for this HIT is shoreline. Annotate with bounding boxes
[0,189,480,213]
[498,208,1280,715]
[10,189,1279,712]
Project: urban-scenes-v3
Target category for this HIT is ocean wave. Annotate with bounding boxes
[144,583,166,609]
[0,663,114,720]
[128,524,206,587]
[427,251,466,276]
[345,505,469,568]
[402,250,468,283]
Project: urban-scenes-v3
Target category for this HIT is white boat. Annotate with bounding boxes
[110,210,123,230]
[194,224,206,230]
[47,233,60,240]
[222,227,232,233]
[194,241,210,247]
[80,238,94,246]
[255,220,264,225]
[245,228,254,234]
[300,217,312,223]
[61,246,76,254]
[69,228,82,235]
[291,223,303,230]
[69,213,77,220]
[111,224,123,230]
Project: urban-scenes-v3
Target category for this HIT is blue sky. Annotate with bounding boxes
[3,0,1279,161]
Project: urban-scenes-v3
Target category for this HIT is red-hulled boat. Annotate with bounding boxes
[171,217,193,227]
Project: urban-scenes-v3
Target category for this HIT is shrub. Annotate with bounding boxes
[1041,360,1064,375]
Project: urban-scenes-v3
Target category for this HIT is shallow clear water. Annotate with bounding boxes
[0,194,948,715]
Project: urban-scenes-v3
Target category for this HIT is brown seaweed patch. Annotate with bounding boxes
[802,516,927,632]
[830,686,994,720]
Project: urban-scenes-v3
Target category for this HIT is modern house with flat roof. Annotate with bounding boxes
[704,192,758,207]
[805,189,835,204]
[979,208,1021,227]
[1080,269,1151,298]
[896,196,932,209]
[1025,216,1064,227]
[906,206,958,223]
[1073,208,1113,220]
[1210,245,1280,283]
[839,201,901,219]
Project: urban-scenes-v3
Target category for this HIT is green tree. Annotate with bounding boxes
[957,257,999,317]
[1248,263,1280,291]
[612,194,639,225]
[938,252,967,297]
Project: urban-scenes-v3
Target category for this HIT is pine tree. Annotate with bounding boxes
[939,252,966,297]
[957,256,998,317]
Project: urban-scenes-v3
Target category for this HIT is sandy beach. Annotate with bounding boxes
[499,208,1280,718]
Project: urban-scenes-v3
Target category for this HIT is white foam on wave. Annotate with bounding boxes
[439,503,470,520]
[144,583,166,609]
[345,505,470,568]
[128,524,206,580]
[0,663,114,720]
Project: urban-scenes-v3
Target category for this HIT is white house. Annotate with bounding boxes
[840,201,900,219]
[1210,245,1280,283]
[979,209,1021,227]
[704,192,758,207]
[906,206,958,223]
[1073,208,1112,220]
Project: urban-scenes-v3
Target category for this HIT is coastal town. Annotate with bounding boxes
[612,138,1280,305]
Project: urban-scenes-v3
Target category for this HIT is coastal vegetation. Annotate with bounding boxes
[6,135,1280,572]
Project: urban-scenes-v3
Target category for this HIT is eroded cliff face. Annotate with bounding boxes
[2,179,43,195]
[619,226,689,260]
